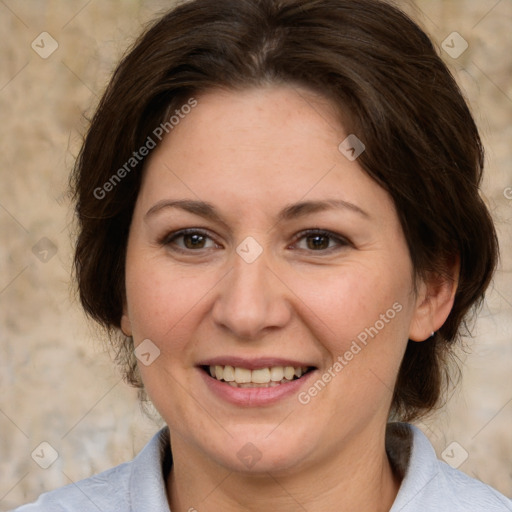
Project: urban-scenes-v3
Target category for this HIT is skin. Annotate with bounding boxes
[121,85,457,512]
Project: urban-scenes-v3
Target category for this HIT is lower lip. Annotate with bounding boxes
[199,368,317,407]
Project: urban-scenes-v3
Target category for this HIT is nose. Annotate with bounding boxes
[211,246,292,340]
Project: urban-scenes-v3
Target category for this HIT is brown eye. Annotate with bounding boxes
[305,234,331,250]
[162,229,218,251]
[182,233,207,249]
[293,229,350,252]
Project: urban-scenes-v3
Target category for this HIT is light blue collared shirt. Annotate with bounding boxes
[12,423,512,511]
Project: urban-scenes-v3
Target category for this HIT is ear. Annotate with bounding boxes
[121,305,133,337]
[409,256,459,342]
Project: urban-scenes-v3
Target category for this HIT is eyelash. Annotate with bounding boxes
[159,228,350,254]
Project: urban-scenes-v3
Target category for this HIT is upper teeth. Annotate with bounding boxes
[209,365,308,384]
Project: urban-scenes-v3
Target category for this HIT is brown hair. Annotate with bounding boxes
[72,0,498,421]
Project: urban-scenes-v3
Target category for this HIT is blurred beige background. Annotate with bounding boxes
[0,0,511,509]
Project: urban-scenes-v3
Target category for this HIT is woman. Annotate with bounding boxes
[14,0,511,510]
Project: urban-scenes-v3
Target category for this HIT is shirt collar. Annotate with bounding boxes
[389,423,441,511]
[129,427,172,512]
[128,422,439,512]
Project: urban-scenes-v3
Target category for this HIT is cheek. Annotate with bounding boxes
[290,261,413,345]
[289,262,416,403]
[290,267,414,416]
[124,255,210,344]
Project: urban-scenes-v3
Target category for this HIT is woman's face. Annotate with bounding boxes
[122,86,432,474]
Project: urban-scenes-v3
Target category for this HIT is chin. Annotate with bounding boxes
[205,427,315,475]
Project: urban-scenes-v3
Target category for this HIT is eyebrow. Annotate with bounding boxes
[277,199,369,221]
[144,198,370,223]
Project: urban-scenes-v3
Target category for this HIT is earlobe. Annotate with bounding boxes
[121,310,133,337]
[409,258,459,342]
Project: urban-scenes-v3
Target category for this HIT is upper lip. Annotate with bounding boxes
[197,357,316,371]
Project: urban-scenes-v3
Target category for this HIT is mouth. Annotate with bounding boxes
[201,364,316,388]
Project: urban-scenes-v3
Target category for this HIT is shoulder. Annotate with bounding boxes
[388,423,512,512]
[11,428,171,512]
[11,462,131,512]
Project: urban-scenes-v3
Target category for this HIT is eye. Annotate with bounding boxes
[292,229,350,252]
[161,229,219,251]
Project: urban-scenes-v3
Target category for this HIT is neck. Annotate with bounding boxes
[166,427,401,512]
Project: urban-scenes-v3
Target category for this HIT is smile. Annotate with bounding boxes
[205,365,313,388]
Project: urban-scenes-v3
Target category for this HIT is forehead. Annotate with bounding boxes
[139,86,395,221]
